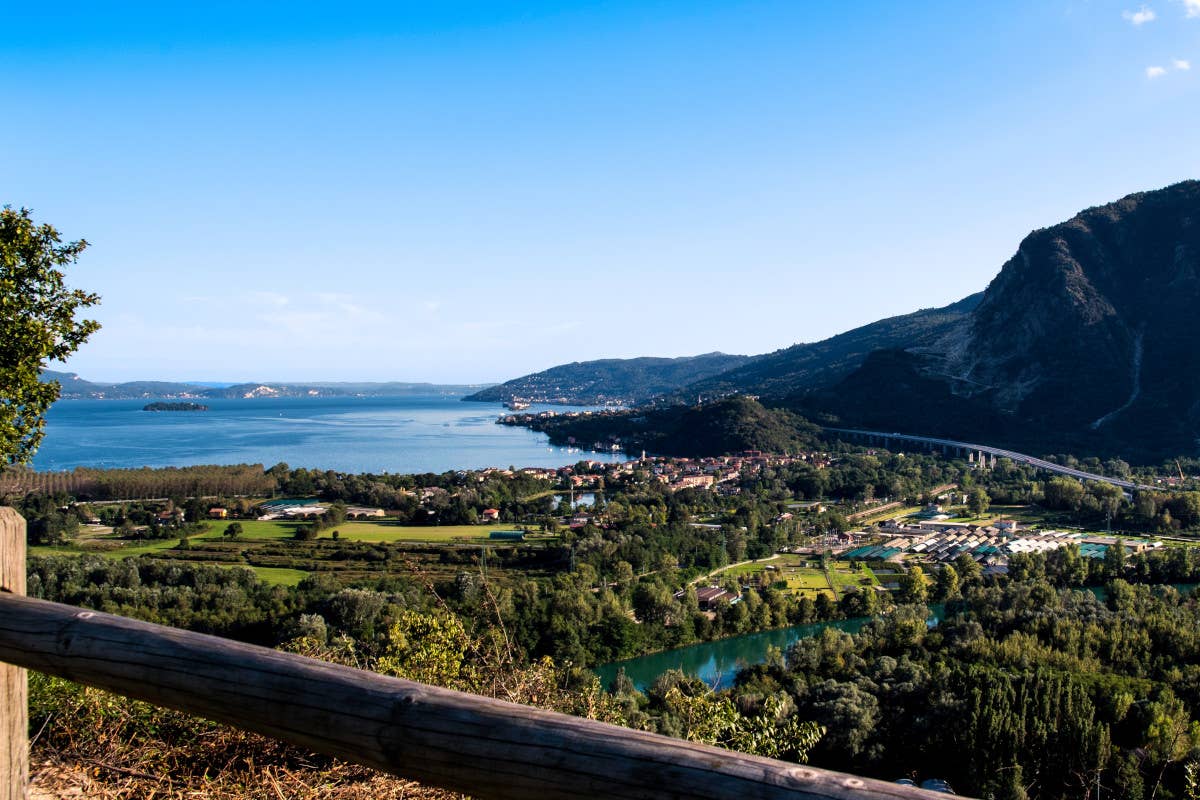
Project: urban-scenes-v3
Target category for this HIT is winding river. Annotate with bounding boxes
[595,607,945,692]
[595,583,1199,692]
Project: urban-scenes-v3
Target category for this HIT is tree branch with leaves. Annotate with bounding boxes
[0,206,99,466]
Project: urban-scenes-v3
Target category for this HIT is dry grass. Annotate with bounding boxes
[25,652,469,800]
[29,755,462,799]
[29,708,465,800]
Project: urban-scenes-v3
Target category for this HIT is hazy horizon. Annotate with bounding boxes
[47,370,499,387]
[46,353,750,387]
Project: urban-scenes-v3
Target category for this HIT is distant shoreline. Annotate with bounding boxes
[43,369,496,401]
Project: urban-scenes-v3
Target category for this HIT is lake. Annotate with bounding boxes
[32,394,625,474]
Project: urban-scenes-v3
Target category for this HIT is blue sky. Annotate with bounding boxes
[4,1,1198,383]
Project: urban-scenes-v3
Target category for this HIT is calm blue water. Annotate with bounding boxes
[32,394,624,474]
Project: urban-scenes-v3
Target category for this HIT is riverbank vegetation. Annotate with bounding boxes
[740,578,1200,798]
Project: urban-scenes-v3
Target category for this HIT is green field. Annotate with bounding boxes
[703,554,878,599]
[27,519,542,587]
[29,538,177,559]
[218,519,532,543]
[328,522,533,542]
[28,540,308,586]
[857,505,922,524]
[788,570,833,592]
[826,560,880,592]
[987,505,1044,523]
[238,566,309,586]
[717,554,789,578]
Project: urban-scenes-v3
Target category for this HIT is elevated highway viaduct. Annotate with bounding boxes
[824,427,1158,494]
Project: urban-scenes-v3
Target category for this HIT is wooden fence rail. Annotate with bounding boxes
[0,508,954,799]
[1,509,26,800]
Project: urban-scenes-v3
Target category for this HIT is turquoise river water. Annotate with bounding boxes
[596,583,1199,692]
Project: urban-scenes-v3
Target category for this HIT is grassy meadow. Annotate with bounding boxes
[699,553,880,599]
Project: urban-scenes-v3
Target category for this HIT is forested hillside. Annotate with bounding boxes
[506,397,822,457]
[678,293,982,401]
[464,353,752,405]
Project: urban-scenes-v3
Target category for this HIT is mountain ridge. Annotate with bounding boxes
[39,371,490,400]
[793,179,1200,459]
[463,352,753,405]
[679,292,984,402]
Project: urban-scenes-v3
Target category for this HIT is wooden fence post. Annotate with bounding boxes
[0,508,27,800]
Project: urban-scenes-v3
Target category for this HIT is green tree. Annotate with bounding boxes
[897,565,930,604]
[1089,482,1126,523]
[816,511,849,535]
[378,608,472,688]
[614,560,635,590]
[1145,692,1200,800]
[935,564,961,601]
[1043,477,1085,511]
[1104,538,1127,579]
[967,487,990,517]
[223,522,243,540]
[954,551,984,585]
[994,764,1029,800]
[0,207,100,465]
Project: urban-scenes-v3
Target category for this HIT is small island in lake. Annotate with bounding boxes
[142,402,209,412]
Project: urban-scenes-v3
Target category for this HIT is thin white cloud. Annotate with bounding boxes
[1175,58,1192,69]
[1147,65,1168,77]
[251,291,291,307]
[1124,6,1157,24]
[1186,0,1200,17]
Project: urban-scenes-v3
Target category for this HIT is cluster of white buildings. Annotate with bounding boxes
[835,518,1163,568]
[256,502,384,521]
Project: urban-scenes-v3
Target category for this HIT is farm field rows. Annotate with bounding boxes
[28,519,542,585]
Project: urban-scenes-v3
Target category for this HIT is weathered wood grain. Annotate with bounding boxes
[0,591,962,799]
[0,508,27,800]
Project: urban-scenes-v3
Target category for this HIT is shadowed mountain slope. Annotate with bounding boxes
[798,180,1200,459]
